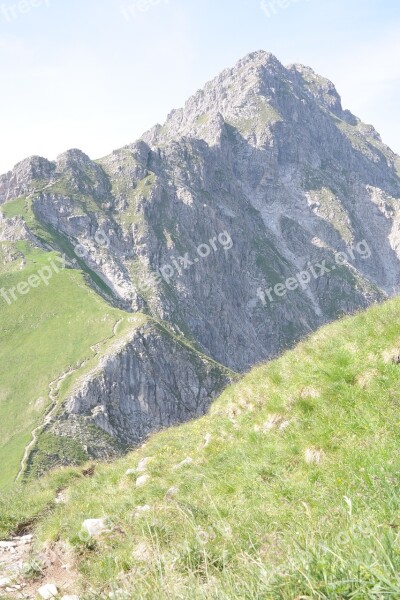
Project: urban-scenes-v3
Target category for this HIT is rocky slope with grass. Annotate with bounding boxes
[1,49,400,483]
[1,297,400,599]
[0,240,229,489]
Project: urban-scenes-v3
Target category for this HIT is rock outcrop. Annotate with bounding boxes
[27,322,229,474]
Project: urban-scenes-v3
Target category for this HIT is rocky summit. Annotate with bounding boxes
[1,50,400,481]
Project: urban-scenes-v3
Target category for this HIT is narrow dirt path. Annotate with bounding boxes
[16,367,77,482]
[0,533,79,599]
[4,319,129,598]
[15,318,124,482]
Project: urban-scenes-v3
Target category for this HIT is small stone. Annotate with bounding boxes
[125,468,136,476]
[0,577,12,588]
[165,486,179,499]
[0,541,16,548]
[81,518,109,537]
[203,433,212,448]
[38,583,58,599]
[54,491,68,505]
[134,505,151,518]
[132,542,152,562]
[304,448,324,464]
[173,457,193,470]
[137,457,153,473]
[136,474,150,488]
[17,535,33,546]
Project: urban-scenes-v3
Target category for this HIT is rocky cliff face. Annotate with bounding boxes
[1,50,400,472]
[64,324,225,441]
[27,322,228,476]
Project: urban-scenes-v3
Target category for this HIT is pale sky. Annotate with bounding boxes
[0,0,399,174]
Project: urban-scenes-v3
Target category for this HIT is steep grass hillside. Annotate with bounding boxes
[1,297,400,598]
[0,239,139,490]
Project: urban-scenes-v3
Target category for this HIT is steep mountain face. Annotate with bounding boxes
[1,50,400,478]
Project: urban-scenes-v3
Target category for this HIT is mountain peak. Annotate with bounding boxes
[0,155,55,204]
[236,49,282,69]
[56,148,92,168]
[141,50,288,148]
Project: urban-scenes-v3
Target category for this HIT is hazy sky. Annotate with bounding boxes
[0,0,399,174]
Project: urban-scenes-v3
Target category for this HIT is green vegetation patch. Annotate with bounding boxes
[0,242,131,489]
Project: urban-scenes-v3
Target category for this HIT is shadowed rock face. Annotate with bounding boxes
[26,323,229,476]
[1,51,400,467]
[63,325,226,444]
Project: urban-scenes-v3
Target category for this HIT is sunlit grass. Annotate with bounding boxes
[1,297,400,598]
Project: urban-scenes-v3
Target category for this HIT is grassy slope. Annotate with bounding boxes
[1,297,400,598]
[0,240,135,490]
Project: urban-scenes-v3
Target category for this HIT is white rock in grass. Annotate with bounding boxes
[0,541,15,548]
[134,505,151,518]
[0,578,12,589]
[304,448,324,464]
[125,469,136,476]
[132,542,152,563]
[137,457,153,473]
[38,583,58,599]
[54,490,68,505]
[203,433,212,448]
[173,457,193,470]
[165,486,179,499]
[82,518,109,537]
[136,474,150,488]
